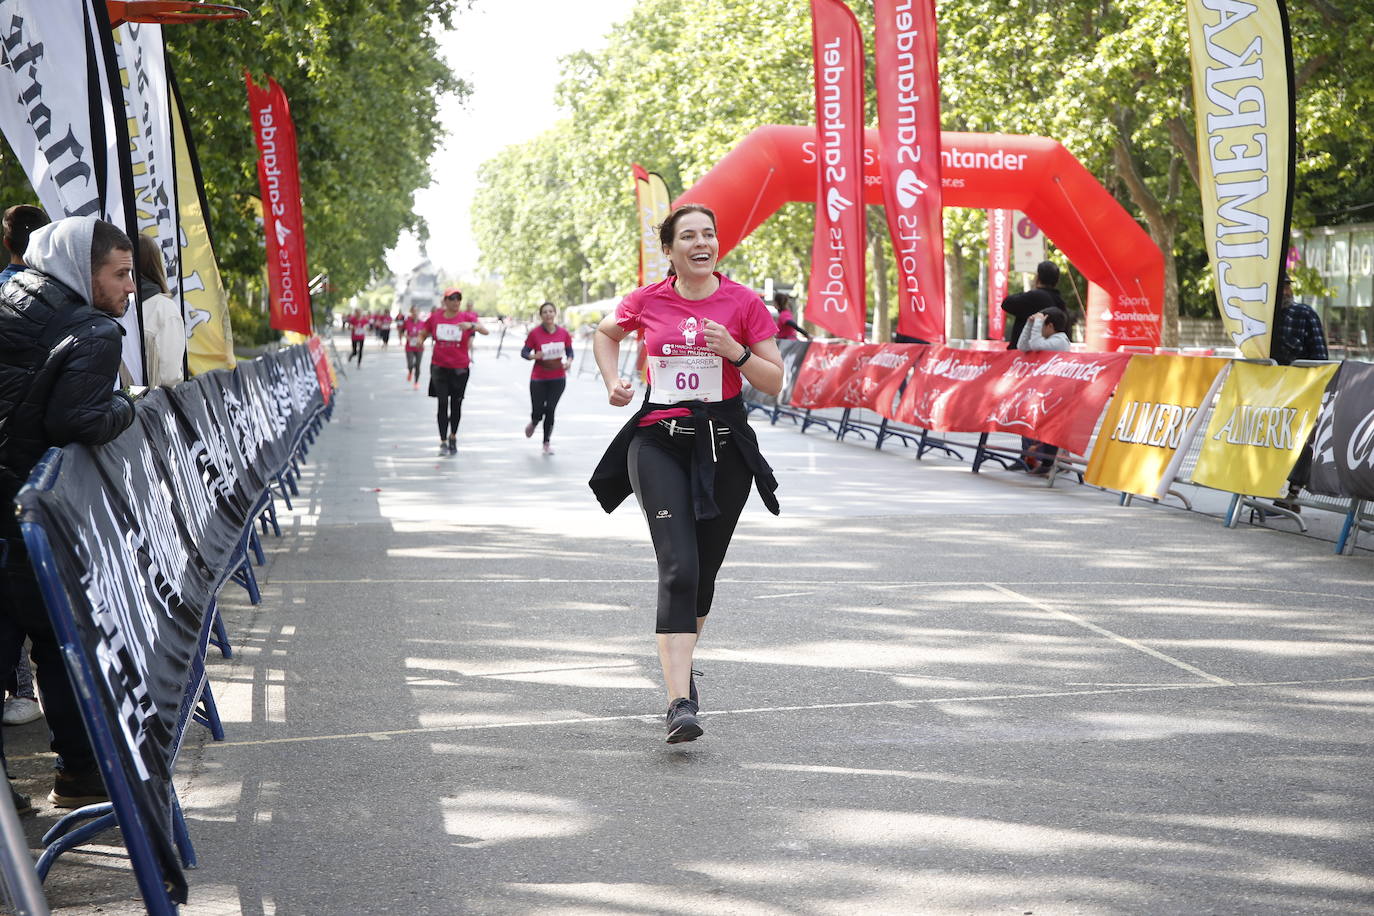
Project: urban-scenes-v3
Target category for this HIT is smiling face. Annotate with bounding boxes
[539,303,557,325]
[663,210,718,281]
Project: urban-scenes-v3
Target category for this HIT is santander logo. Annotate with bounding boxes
[895,169,927,208]
[826,187,853,222]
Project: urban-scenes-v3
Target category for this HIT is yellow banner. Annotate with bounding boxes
[1086,355,1230,497]
[633,164,671,285]
[172,90,236,374]
[1192,361,1337,497]
[1187,0,1293,358]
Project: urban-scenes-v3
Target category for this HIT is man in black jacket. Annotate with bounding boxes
[1000,260,1070,349]
[0,217,137,812]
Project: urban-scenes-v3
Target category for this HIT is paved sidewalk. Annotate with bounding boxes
[13,332,1374,915]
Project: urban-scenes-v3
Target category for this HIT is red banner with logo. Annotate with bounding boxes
[890,345,1131,454]
[807,0,867,341]
[789,342,927,412]
[788,341,853,409]
[987,208,1010,342]
[875,0,945,344]
[307,336,333,404]
[246,74,312,336]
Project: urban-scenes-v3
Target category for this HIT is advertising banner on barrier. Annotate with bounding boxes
[246,74,313,336]
[807,0,866,341]
[1085,354,1230,496]
[16,346,326,904]
[1308,360,1374,500]
[874,0,944,344]
[1186,0,1294,358]
[789,340,854,409]
[1192,361,1337,497]
[889,345,1129,454]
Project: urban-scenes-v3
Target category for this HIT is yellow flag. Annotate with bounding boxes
[1186,0,1294,358]
[172,80,236,373]
[1192,362,1337,497]
[1085,355,1230,497]
[632,164,672,285]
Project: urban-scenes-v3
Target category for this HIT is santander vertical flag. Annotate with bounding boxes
[807,0,866,341]
[988,208,1010,341]
[246,73,312,336]
[875,0,945,343]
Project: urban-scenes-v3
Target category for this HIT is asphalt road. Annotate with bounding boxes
[12,332,1374,915]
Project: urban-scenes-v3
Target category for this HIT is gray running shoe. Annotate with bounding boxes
[665,697,702,744]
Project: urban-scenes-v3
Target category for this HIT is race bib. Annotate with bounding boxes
[539,341,564,360]
[650,354,723,404]
[435,323,463,342]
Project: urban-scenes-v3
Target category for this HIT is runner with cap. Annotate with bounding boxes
[419,287,487,456]
[521,302,574,454]
[589,204,783,744]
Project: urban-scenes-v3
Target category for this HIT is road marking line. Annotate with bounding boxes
[754,591,816,599]
[129,675,1370,753]
[984,583,1235,686]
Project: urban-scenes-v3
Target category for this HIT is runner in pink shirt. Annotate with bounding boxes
[589,204,784,744]
[402,306,425,389]
[419,287,489,456]
[521,302,574,454]
[345,308,369,366]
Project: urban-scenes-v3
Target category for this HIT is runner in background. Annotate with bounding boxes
[374,309,393,349]
[402,305,425,389]
[419,287,488,456]
[522,302,574,454]
[345,307,368,365]
[589,204,783,744]
[774,292,810,340]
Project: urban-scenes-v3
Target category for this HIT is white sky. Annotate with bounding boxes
[383,0,640,282]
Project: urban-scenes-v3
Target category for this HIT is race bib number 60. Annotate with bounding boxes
[650,354,723,404]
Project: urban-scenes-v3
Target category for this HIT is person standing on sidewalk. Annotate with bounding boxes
[522,302,573,454]
[420,287,487,456]
[589,204,783,744]
[0,217,138,812]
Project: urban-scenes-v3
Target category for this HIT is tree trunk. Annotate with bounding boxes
[946,241,966,341]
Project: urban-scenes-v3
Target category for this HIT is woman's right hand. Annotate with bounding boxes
[606,377,634,407]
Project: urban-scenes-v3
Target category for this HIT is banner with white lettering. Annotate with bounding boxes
[0,0,145,382]
[889,344,1129,454]
[113,23,179,303]
[1191,361,1337,497]
[988,208,1010,342]
[788,339,852,409]
[1084,354,1231,496]
[807,0,866,341]
[1307,360,1374,500]
[875,0,944,343]
[246,73,312,335]
[1187,0,1295,358]
[15,345,327,904]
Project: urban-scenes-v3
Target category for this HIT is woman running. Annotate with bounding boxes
[375,309,393,349]
[521,302,574,454]
[589,204,783,744]
[402,305,425,388]
[345,307,368,365]
[420,287,488,455]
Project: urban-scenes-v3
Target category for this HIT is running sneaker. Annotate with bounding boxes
[438,441,450,457]
[446,437,457,456]
[49,768,108,808]
[524,421,535,438]
[3,696,42,725]
[542,441,554,455]
[665,697,702,744]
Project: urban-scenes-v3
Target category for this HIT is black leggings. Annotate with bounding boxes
[628,424,753,634]
[350,338,364,363]
[529,378,566,442]
[433,368,469,438]
[406,350,422,376]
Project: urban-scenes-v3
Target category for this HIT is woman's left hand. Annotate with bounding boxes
[702,319,742,360]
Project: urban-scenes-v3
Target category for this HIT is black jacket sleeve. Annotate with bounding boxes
[44,332,136,447]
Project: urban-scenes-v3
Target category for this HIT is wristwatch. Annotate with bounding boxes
[731,346,752,368]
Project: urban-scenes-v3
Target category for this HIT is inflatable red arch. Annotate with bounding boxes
[674,125,1163,349]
